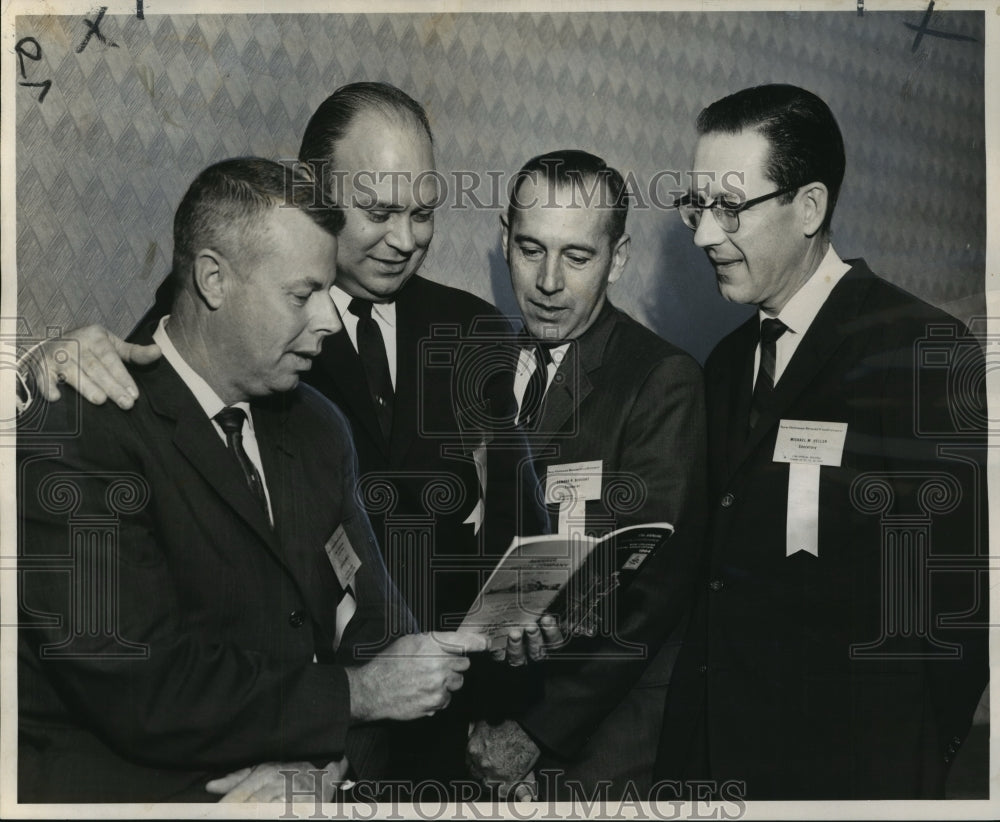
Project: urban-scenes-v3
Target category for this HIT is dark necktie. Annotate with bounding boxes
[748,318,788,432]
[348,298,394,441]
[519,344,552,430]
[214,406,269,514]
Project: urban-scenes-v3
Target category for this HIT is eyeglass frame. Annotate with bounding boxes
[674,185,802,233]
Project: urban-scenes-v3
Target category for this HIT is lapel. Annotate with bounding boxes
[388,279,422,467]
[725,261,876,480]
[141,359,278,550]
[533,301,619,449]
[314,327,388,458]
[253,396,344,629]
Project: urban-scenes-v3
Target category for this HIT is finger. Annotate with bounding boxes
[513,773,538,803]
[217,765,277,803]
[117,340,161,366]
[524,624,544,662]
[540,615,565,647]
[433,630,490,655]
[35,369,62,403]
[505,629,527,667]
[444,672,464,692]
[490,643,507,663]
[205,766,253,796]
[81,345,141,408]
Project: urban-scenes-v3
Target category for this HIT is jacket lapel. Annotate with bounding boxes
[728,262,876,474]
[313,330,388,457]
[253,397,343,631]
[534,301,617,449]
[142,361,278,550]
[388,286,420,466]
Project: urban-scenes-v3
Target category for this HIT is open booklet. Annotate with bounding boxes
[459,523,674,651]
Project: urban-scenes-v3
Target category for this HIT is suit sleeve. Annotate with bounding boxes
[880,318,988,760]
[516,354,707,757]
[19,398,360,770]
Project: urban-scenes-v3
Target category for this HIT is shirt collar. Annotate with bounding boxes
[332,284,397,327]
[760,245,851,335]
[152,315,254,429]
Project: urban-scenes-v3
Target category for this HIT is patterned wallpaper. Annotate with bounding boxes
[14,10,985,363]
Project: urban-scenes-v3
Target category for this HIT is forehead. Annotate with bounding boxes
[511,177,613,246]
[336,112,435,195]
[250,207,337,282]
[692,129,772,194]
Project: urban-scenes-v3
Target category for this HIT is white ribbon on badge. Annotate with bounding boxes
[545,460,603,535]
[772,420,848,557]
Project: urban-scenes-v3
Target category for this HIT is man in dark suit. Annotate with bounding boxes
[17,158,486,803]
[466,150,707,799]
[654,84,988,799]
[18,83,545,785]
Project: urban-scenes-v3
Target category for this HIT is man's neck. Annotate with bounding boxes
[166,298,244,405]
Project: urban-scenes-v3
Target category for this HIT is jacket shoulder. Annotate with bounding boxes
[608,305,702,378]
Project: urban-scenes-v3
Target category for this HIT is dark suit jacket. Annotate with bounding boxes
[18,356,414,802]
[514,301,707,794]
[655,261,988,799]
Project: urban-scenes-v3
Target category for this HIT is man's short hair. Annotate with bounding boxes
[697,84,845,233]
[507,149,630,244]
[171,157,343,284]
[298,81,433,184]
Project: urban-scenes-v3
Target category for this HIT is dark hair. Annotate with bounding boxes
[171,157,343,279]
[697,84,845,233]
[506,149,630,243]
[298,82,433,184]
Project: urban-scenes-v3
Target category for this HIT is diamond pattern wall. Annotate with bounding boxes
[14,10,985,362]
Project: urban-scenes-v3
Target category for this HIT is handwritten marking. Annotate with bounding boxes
[15,37,51,103]
[76,6,119,54]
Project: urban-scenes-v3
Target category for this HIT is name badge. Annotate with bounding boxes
[772,420,848,558]
[545,460,603,535]
[324,525,361,590]
[773,419,848,466]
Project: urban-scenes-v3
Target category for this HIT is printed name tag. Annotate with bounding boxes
[324,525,361,590]
[545,460,603,505]
[773,419,848,466]
[772,420,847,559]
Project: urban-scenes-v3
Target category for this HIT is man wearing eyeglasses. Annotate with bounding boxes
[654,84,988,799]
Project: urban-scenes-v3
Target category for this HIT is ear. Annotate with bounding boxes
[798,183,829,238]
[607,233,631,285]
[192,248,228,310]
[500,213,511,264]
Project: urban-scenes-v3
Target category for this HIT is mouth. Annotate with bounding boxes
[290,350,320,369]
[528,300,568,319]
[369,256,410,274]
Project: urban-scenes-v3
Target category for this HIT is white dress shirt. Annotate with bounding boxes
[754,245,851,387]
[153,316,274,524]
[332,285,398,389]
[513,341,570,424]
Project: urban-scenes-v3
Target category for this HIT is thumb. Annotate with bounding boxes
[205,766,252,795]
[115,339,162,365]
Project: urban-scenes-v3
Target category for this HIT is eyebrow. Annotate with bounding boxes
[512,232,598,256]
[287,277,328,291]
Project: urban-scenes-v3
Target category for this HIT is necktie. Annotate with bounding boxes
[748,318,788,431]
[348,298,394,441]
[214,406,269,514]
[519,344,551,430]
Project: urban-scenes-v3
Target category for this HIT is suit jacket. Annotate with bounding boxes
[655,261,988,799]
[18,355,414,802]
[513,301,707,796]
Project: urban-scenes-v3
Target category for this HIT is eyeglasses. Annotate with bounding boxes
[675,185,800,233]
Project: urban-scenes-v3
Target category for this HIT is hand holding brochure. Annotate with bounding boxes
[460,523,674,650]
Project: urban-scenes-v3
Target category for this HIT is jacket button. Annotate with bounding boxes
[953,736,962,746]
[288,610,306,628]
[697,665,708,674]
[720,493,735,507]
[709,579,724,592]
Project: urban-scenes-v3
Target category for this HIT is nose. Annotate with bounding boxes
[536,256,563,295]
[385,215,416,255]
[692,208,726,248]
[312,287,342,337]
